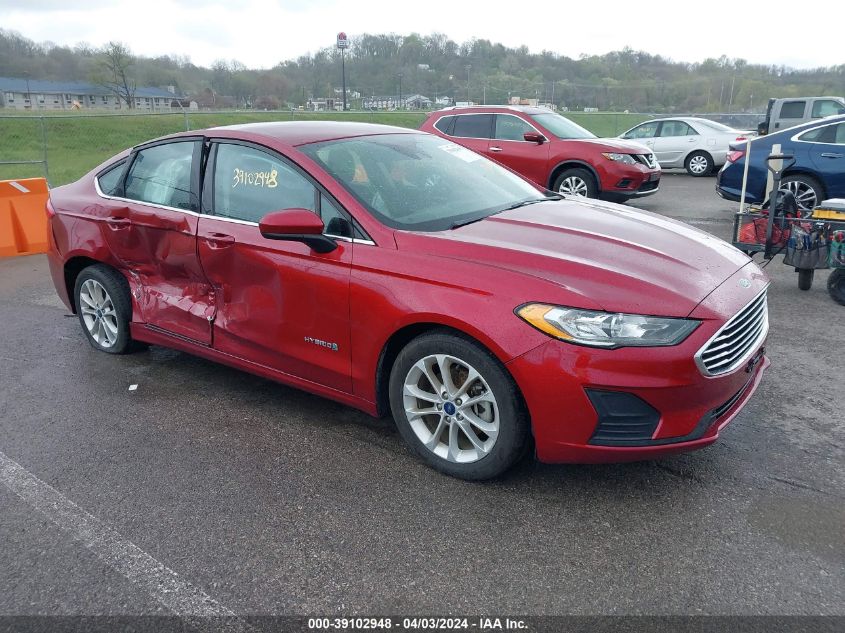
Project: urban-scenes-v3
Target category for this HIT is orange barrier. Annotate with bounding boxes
[0,178,49,258]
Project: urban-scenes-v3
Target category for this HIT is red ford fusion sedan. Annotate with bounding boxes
[46,122,769,480]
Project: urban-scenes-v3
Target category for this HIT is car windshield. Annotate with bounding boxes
[531,113,595,140]
[299,133,550,232]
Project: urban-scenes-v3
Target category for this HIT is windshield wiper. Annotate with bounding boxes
[450,215,489,230]
[502,198,548,211]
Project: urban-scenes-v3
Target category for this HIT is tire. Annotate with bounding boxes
[779,174,823,213]
[73,264,136,354]
[388,330,530,480]
[553,168,598,199]
[797,268,814,291]
[828,269,845,306]
[685,151,713,177]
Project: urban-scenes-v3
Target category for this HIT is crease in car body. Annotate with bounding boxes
[48,121,770,480]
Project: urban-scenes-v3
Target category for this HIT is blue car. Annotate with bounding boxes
[716,113,845,211]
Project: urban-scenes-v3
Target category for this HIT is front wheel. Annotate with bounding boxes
[553,168,598,199]
[685,151,713,177]
[74,264,135,354]
[388,331,529,480]
[828,269,845,305]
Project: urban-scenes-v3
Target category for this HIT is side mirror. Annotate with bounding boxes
[259,208,337,253]
[523,131,546,144]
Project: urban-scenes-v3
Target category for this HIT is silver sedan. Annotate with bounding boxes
[619,117,752,176]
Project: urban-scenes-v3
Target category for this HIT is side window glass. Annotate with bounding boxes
[780,101,806,118]
[626,122,658,139]
[812,100,844,118]
[835,124,845,145]
[212,143,316,223]
[97,161,125,196]
[434,115,455,134]
[494,115,534,141]
[659,121,695,137]
[799,125,836,143]
[124,142,196,209]
[320,194,352,238]
[451,114,493,139]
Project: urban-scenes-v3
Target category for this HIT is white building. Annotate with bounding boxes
[0,77,183,111]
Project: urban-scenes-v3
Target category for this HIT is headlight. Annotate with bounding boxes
[601,152,637,165]
[516,303,699,348]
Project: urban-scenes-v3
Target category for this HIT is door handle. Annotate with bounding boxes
[105,217,130,230]
[821,152,844,158]
[489,146,503,152]
[204,232,235,249]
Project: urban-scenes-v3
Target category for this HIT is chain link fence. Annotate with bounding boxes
[0,110,763,187]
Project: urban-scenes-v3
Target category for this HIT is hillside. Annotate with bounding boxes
[1,29,843,112]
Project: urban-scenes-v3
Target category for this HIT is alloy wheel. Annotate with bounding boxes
[402,354,499,464]
[79,279,119,348]
[558,176,589,197]
[779,180,818,212]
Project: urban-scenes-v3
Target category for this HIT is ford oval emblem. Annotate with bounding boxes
[739,278,751,288]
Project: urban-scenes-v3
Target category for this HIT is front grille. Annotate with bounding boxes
[634,153,658,169]
[638,180,659,193]
[696,288,769,376]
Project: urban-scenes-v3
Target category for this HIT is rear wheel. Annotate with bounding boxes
[685,151,713,176]
[388,331,529,480]
[797,268,814,291]
[553,168,598,199]
[780,175,823,213]
[828,269,845,305]
[73,264,135,354]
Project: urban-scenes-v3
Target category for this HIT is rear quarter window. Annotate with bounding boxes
[96,161,126,196]
[434,115,455,135]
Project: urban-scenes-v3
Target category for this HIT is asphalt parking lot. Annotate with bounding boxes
[1,174,843,624]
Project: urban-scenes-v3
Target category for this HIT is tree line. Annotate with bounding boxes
[1,29,843,112]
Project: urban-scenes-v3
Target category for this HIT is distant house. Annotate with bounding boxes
[362,94,433,110]
[0,77,183,111]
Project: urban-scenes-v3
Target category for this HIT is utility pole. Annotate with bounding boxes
[398,73,403,109]
[337,32,349,111]
[465,64,471,104]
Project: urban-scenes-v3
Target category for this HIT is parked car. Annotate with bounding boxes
[47,122,769,480]
[756,96,845,136]
[716,113,845,212]
[420,106,661,201]
[620,117,752,176]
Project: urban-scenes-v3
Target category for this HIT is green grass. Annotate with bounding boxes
[0,110,650,186]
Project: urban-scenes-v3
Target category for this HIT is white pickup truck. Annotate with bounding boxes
[757,96,845,135]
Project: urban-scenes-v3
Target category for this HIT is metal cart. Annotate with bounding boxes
[730,152,845,305]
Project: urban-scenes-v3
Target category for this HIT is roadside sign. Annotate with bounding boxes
[337,32,349,49]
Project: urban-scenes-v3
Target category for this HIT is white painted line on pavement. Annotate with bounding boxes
[0,449,236,618]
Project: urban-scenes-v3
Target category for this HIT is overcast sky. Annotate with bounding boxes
[1,0,840,70]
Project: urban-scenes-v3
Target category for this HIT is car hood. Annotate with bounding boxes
[397,199,751,318]
[583,137,654,153]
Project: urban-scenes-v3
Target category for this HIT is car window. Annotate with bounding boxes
[659,121,697,137]
[798,124,838,144]
[494,115,535,141]
[812,100,845,118]
[124,142,196,210]
[625,122,659,139]
[300,133,546,232]
[434,115,455,135]
[211,143,316,223]
[320,194,354,238]
[780,101,806,118]
[451,114,493,139]
[97,160,126,196]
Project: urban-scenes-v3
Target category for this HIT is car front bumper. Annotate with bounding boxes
[506,265,769,463]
